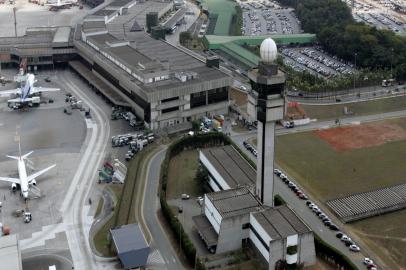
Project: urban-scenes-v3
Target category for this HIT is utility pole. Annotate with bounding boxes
[354,52,357,95]
[13,7,17,37]
[390,48,394,79]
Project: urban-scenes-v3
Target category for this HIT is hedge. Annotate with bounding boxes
[314,233,357,270]
[159,133,235,268]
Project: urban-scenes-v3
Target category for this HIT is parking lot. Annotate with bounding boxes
[239,0,301,35]
[281,46,355,78]
[355,12,406,33]
[342,0,406,34]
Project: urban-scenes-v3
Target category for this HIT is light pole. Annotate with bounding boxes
[354,52,357,96]
[390,48,394,79]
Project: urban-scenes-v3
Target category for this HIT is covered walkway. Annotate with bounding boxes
[69,61,130,107]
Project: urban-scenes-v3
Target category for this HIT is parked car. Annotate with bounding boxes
[298,193,308,200]
[305,200,313,206]
[181,194,190,200]
[336,232,343,239]
[329,224,339,231]
[349,244,360,252]
[363,258,374,265]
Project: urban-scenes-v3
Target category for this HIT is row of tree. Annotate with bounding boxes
[277,0,406,80]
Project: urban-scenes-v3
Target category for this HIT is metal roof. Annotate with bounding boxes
[252,206,311,241]
[110,224,150,269]
[201,145,256,189]
[207,187,263,218]
[162,7,186,29]
[52,27,72,44]
[94,9,117,16]
[0,235,22,270]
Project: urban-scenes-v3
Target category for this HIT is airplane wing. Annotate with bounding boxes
[31,87,60,94]
[0,177,20,184]
[0,89,20,97]
[27,164,56,183]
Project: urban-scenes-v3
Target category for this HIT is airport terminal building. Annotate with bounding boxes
[0,0,231,130]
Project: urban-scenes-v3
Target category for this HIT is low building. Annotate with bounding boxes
[110,223,150,270]
[194,187,263,253]
[250,207,316,269]
[0,234,22,270]
[193,188,316,269]
[199,145,256,192]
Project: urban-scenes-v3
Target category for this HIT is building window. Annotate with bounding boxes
[162,96,179,103]
[162,106,179,114]
[208,87,228,104]
[242,223,250,230]
[190,91,206,108]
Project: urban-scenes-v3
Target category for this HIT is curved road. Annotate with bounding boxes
[143,148,185,270]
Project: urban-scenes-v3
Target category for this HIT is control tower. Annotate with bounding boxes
[247,38,285,207]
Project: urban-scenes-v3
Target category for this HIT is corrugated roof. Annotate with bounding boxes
[207,187,262,218]
[201,145,256,189]
[252,206,311,241]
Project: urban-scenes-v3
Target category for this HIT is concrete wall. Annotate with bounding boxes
[204,195,222,234]
[216,214,250,254]
[268,239,284,270]
[298,232,316,266]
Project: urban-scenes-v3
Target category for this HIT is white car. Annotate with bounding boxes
[349,244,360,252]
[340,235,349,241]
[363,258,373,265]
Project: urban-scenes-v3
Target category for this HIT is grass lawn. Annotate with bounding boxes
[302,95,406,121]
[275,117,406,269]
[94,197,104,218]
[275,118,406,201]
[349,209,406,270]
[166,149,202,199]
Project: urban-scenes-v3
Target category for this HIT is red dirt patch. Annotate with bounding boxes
[314,122,406,151]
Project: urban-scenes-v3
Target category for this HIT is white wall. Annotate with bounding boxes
[250,213,271,243]
[286,254,298,264]
[204,194,222,234]
[199,151,230,190]
[287,234,298,247]
[249,230,269,262]
[208,177,221,192]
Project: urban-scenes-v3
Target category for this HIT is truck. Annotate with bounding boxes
[382,79,395,87]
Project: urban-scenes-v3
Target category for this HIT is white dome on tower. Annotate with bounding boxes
[260,38,277,64]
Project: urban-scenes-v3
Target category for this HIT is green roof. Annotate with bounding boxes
[201,0,237,35]
[203,34,316,49]
[219,42,259,68]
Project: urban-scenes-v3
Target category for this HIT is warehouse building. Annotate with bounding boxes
[199,145,255,192]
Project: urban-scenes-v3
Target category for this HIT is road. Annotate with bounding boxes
[59,71,111,270]
[18,70,114,270]
[143,148,186,270]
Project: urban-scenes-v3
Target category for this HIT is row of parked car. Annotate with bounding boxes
[273,168,366,257]
[242,141,258,158]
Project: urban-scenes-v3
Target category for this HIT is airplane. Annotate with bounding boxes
[46,0,76,10]
[0,143,56,200]
[0,73,60,108]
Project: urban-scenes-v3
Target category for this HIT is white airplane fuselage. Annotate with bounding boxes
[17,158,29,199]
